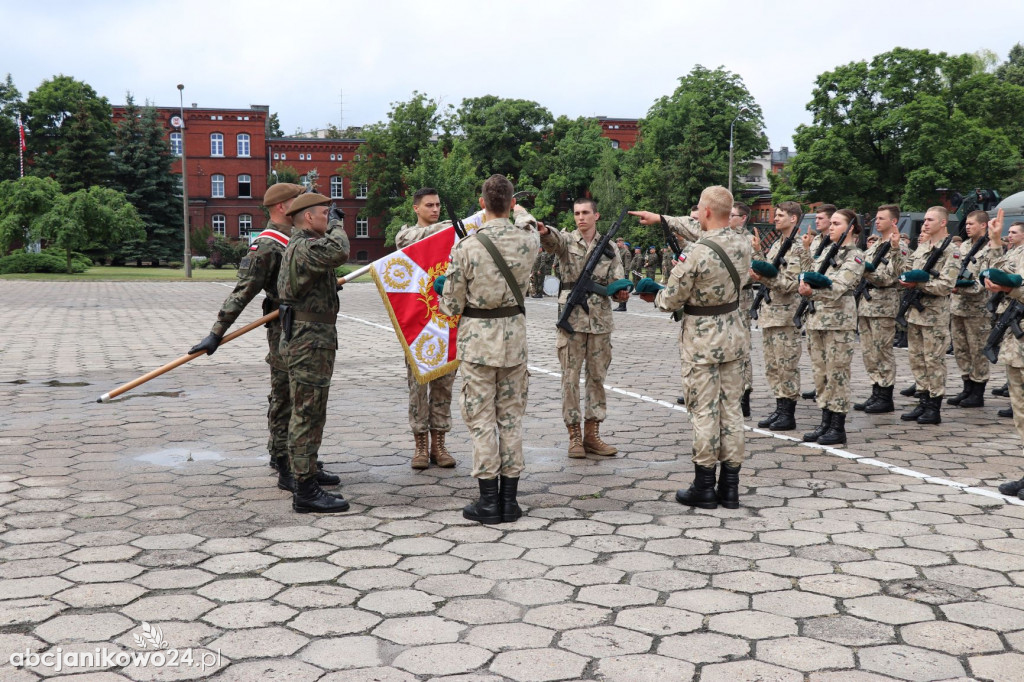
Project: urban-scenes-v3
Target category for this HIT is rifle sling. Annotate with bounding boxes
[474,232,526,316]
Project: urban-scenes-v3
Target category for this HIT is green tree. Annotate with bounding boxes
[0,175,60,252]
[996,43,1024,87]
[768,165,801,206]
[0,74,22,182]
[35,186,145,272]
[113,95,181,264]
[269,162,300,185]
[457,96,554,180]
[267,112,284,138]
[519,116,607,222]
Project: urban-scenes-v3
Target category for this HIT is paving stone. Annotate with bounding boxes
[133,568,215,590]
[0,576,72,599]
[198,552,277,574]
[577,584,657,608]
[213,659,325,682]
[55,582,148,608]
[0,598,66,626]
[757,636,855,671]
[845,595,936,625]
[614,606,702,635]
[969,653,1024,682]
[439,598,522,625]
[464,622,555,651]
[493,578,573,606]
[657,631,749,663]
[712,570,792,593]
[391,643,492,676]
[318,668,415,682]
[558,625,652,657]
[371,614,464,645]
[701,660,804,681]
[859,644,966,681]
[196,577,282,602]
[297,635,381,670]
[900,620,1005,655]
[802,615,896,646]
[521,547,597,566]
[544,564,624,586]
[522,602,610,629]
[202,601,297,628]
[665,588,748,614]
[35,613,135,643]
[840,560,919,581]
[490,648,587,682]
[941,601,1024,630]
[289,607,381,636]
[272,585,359,608]
[122,595,216,621]
[593,654,695,682]
[752,590,837,618]
[357,589,442,616]
[708,610,798,639]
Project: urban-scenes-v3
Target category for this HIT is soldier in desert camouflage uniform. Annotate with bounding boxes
[798,204,838,401]
[439,175,539,524]
[277,193,351,513]
[541,198,629,458]
[639,186,752,509]
[798,209,865,445]
[948,210,1003,408]
[899,206,960,425]
[730,201,755,417]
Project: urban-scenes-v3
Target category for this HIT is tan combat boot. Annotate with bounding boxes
[412,432,429,469]
[567,423,586,459]
[583,419,618,456]
[429,430,456,468]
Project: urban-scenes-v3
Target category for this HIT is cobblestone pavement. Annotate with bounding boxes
[2,280,1024,681]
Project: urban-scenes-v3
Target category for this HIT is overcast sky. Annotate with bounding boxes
[4,0,1022,150]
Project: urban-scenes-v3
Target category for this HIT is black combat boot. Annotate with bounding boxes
[854,384,880,411]
[900,382,918,397]
[769,398,797,431]
[865,385,895,414]
[998,478,1024,497]
[947,377,972,406]
[959,380,986,408]
[269,456,280,471]
[463,477,502,524]
[1000,406,1014,418]
[499,476,522,523]
[917,395,942,425]
[716,464,741,509]
[803,408,832,442]
[802,389,817,400]
[316,467,341,487]
[675,464,718,509]
[741,390,751,418]
[901,395,927,421]
[818,411,847,446]
[277,458,295,493]
[615,301,627,312]
[994,382,1010,397]
[292,478,350,514]
[676,395,686,405]
[757,399,782,428]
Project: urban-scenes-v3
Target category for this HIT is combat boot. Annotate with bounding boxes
[947,377,971,406]
[676,464,718,509]
[615,301,627,312]
[463,477,501,524]
[865,385,895,414]
[499,476,522,523]
[716,463,741,509]
[998,478,1024,497]
[567,423,586,459]
[818,411,847,446]
[917,395,942,425]
[854,384,880,411]
[994,382,1010,397]
[429,430,456,468]
[411,432,429,469]
[900,382,918,397]
[959,380,986,409]
[276,458,295,493]
[803,408,832,442]
[769,398,797,431]
[802,389,817,400]
[741,390,751,419]
[1000,407,1014,418]
[583,420,617,457]
[292,478,350,514]
[757,399,782,428]
[269,456,280,471]
[315,463,341,487]
[901,395,927,421]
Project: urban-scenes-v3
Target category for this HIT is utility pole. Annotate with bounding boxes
[177,84,192,278]
[728,106,749,194]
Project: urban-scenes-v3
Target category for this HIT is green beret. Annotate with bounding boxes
[863,261,876,273]
[900,269,930,283]
[985,268,1023,288]
[433,275,447,295]
[286,192,331,216]
[751,260,778,278]
[802,271,833,289]
[635,277,664,294]
[955,279,976,289]
[606,279,633,297]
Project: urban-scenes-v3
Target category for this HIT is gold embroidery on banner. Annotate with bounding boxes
[382,258,414,290]
[414,334,447,368]
[417,262,459,329]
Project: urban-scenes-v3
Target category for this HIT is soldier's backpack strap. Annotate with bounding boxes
[475,232,526,316]
[697,237,741,304]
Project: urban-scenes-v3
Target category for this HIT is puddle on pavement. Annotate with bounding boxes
[134,448,224,467]
[106,391,183,402]
[44,380,91,387]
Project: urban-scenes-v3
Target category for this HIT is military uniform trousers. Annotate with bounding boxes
[807,329,856,413]
[266,323,292,463]
[1007,364,1024,453]
[858,315,897,387]
[556,329,612,425]
[683,358,745,468]
[460,361,528,480]
[281,333,336,482]
[762,325,801,400]
[951,314,992,383]
[405,361,455,434]
[740,287,753,393]
[908,322,949,397]
[530,269,545,297]
[806,326,827,397]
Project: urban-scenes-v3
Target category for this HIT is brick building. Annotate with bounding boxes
[597,117,639,150]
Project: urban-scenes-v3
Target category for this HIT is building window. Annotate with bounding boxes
[211,174,225,198]
[330,176,343,199]
[212,214,226,237]
[356,250,369,261]
[238,174,251,198]
[299,175,311,189]
[280,153,286,160]
[238,214,252,236]
[356,218,369,238]
[170,132,182,156]
[610,139,620,149]
[273,152,280,160]
[210,133,224,156]
[356,182,368,199]
[237,133,250,157]
[330,154,336,161]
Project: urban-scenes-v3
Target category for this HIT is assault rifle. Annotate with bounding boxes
[813,233,831,258]
[443,198,468,240]
[794,223,855,329]
[984,299,1024,363]
[895,235,954,327]
[853,241,892,304]
[750,226,797,320]
[556,207,629,334]
[957,235,989,283]
[660,215,683,259]
[987,291,1006,315]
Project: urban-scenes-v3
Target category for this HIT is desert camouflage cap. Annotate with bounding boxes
[263,183,305,207]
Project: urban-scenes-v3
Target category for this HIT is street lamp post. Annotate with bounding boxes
[177,84,192,278]
[728,106,749,194]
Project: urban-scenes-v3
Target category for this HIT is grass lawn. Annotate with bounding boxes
[0,264,372,283]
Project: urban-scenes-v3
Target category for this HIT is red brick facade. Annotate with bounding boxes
[597,117,639,151]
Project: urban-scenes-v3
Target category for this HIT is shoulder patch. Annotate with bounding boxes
[238,256,252,269]
[678,253,686,262]
[854,256,863,264]
[249,244,258,251]
[953,253,961,259]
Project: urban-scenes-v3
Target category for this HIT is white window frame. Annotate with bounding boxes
[211,174,225,198]
[330,176,343,199]
[212,214,226,236]
[210,133,224,156]
[238,214,252,235]
[356,182,368,199]
[299,175,310,190]
[238,174,251,198]
[237,133,250,157]
[356,218,369,238]
[170,132,182,156]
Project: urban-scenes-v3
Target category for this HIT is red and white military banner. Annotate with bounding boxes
[371,226,460,384]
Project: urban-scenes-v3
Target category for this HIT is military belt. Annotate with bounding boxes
[292,311,338,325]
[682,301,740,316]
[461,306,521,319]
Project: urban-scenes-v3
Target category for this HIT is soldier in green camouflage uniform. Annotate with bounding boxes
[660,247,673,284]
[641,186,752,509]
[644,246,658,280]
[541,198,629,459]
[277,193,351,513]
[899,207,960,425]
[616,238,630,311]
[439,175,539,524]
[530,246,547,298]
[395,188,459,469]
[949,210,1003,408]
[798,209,865,445]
